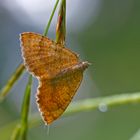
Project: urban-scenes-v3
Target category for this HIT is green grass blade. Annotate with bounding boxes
[0,64,25,102]
[43,0,60,36]
[56,0,66,44]
[10,124,21,140]
[19,75,32,140]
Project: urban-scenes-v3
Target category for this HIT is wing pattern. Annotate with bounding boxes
[20,32,89,124]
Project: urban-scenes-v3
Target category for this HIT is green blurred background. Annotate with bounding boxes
[0,0,140,140]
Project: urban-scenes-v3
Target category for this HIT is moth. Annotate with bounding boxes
[20,32,89,124]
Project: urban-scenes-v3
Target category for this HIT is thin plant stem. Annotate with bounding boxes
[56,0,66,44]
[26,92,140,127]
[65,92,140,115]
[2,92,140,131]
[10,76,32,140]
[0,64,25,102]
[43,0,60,36]
[19,75,32,140]
[10,124,21,140]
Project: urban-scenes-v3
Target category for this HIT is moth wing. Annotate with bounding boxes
[20,32,79,79]
[37,65,83,124]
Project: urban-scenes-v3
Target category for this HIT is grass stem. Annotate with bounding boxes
[0,64,25,102]
[43,0,60,36]
[19,75,32,140]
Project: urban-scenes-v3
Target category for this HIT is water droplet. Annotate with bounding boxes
[98,103,108,112]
